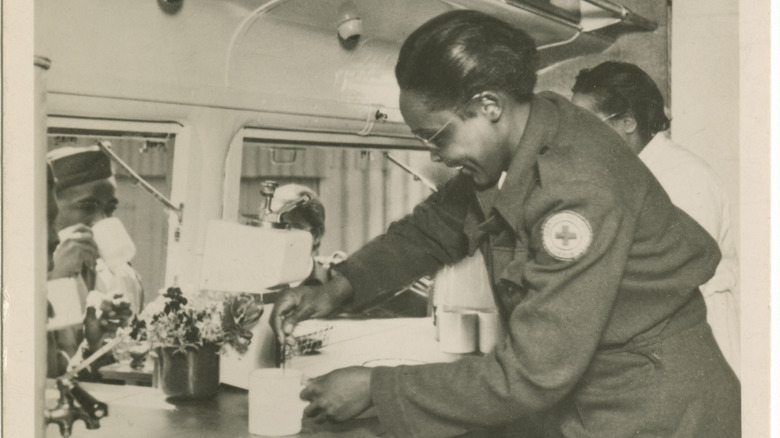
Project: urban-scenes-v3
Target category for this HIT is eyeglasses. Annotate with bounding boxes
[413,93,484,150]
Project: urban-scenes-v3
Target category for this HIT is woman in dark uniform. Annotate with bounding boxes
[271,10,740,437]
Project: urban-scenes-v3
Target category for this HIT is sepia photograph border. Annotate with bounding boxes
[2,0,773,437]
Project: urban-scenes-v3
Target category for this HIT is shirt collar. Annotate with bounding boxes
[497,171,508,190]
[472,171,507,218]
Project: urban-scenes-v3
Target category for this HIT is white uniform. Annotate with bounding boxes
[639,132,740,376]
[47,259,143,330]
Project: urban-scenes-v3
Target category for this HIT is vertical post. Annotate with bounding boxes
[34,55,52,438]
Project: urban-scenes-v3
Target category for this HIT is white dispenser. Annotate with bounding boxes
[199,219,313,389]
[219,303,279,388]
[199,220,313,293]
[200,181,317,389]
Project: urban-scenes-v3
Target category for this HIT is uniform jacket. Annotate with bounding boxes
[335,92,740,437]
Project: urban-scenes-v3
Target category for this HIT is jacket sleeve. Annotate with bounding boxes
[370,180,633,438]
[334,176,473,310]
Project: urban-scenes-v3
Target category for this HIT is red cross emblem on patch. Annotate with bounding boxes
[541,211,592,261]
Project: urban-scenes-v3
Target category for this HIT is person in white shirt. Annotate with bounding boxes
[46,145,142,377]
[571,61,740,376]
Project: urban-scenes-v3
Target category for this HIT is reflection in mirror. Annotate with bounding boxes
[239,139,457,317]
[47,129,175,302]
[45,127,175,381]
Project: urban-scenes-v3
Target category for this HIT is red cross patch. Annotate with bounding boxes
[540,211,592,261]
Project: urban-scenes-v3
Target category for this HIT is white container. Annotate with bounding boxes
[220,304,278,389]
[437,309,477,354]
[248,368,308,436]
[199,220,313,293]
[90,217,136,269]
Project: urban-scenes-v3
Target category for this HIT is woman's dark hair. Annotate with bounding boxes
[395,10,538,113]
[572,61,670,142]
[286,200,325,248]
[272,184,325,251]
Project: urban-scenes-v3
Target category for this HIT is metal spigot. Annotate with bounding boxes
[45,378,108,437]
[257,180,311,229]
[258,181,280,225]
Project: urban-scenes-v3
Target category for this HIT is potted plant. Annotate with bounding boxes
[127,286,262,400]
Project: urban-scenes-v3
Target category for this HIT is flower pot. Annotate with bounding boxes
[155,344,220,401]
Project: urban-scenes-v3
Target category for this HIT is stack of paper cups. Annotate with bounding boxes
[437,309,478,353]
[477,310,502,353]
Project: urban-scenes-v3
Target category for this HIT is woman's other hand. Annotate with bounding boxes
[301,367,373,423]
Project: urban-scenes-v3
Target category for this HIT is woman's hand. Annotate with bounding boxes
[270,272,353,345]
[301,367,373,423]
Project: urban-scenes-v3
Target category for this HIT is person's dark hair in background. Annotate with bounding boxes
[396,10,538,113]
[572,61,670,144]
[271,184,326,253]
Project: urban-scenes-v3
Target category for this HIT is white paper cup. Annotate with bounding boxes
[91,217,136,268]
[437,309,477,354]
[477,311,503,353]
[248,368,307,436]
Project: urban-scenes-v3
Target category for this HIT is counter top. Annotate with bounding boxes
[45,382,387,438]
[45,318,469,438]
[288,317,461,377]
